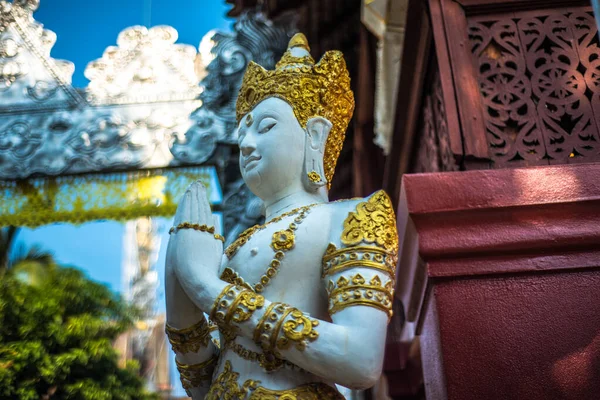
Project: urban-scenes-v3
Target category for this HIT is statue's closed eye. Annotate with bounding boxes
[258,118,277,134]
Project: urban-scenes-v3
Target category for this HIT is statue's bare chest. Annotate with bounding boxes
[221,208,332,305]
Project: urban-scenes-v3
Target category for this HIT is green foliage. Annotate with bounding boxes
[0,263,158,400]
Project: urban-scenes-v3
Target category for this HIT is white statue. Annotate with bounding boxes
[165,33,398,399]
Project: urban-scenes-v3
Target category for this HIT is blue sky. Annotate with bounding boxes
[36,0,232,87]
[14,0,231,292]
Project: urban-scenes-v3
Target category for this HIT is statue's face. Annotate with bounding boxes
[237,97,306,200]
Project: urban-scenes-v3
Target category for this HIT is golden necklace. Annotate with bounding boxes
[222,203,318,293]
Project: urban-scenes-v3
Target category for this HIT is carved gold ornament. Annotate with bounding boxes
[165,318,212,354]
[327,273,394,319]
[225,203,317,260]
[220,267,254,291]
[253,302,319,355]
[307,170,322,183]
[236,33,355,186]
[245,113,253,127]
[223,338,303,373]
[271,229,295,251]
[176,354,218,396]
[278,309,320,351]
[210,285,265,333]
[205,360,259,399]
[224,203,316,293]
[168,222,225,242]
[206,360,344,399]
[341,190,398,253]
[322,244,396,280]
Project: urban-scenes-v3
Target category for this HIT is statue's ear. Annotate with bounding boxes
[303,117,332,194]
[306,117,332,151]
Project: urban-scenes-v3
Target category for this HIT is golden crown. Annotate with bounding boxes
[236,33,355,186]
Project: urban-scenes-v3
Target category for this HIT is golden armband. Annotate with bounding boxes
[321,190,398,319]
[165,318,212,354]
[210,284,265,340]
[253,302,319,356]
[322,244,396,279]
[176,354,218,396]
[326,273,394,319]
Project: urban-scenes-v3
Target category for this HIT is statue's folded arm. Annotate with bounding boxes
[207,190,398,390]
[165,256,220,398]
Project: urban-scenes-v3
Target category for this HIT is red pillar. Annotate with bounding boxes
[398,163,600,400]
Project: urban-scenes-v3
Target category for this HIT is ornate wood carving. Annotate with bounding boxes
[468,7,600,166]
[413,63,459,173]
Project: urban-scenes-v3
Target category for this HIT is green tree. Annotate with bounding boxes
[0,232,158,400]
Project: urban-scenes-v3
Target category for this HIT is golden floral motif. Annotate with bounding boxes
[278,310,320,351]
[165,318,212,354]
[271,229,295,251]
[307,171,322,183]
[232,291,265,323]
[236,33,354,186]
[206,360,345,399]
[210,285,265,334]
[205,360,259,400]
[253,302,319,355]
[341,190,398,253]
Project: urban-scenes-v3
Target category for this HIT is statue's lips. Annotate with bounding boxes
[243,155,262,170]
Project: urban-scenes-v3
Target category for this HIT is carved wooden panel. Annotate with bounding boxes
[468,7,600,166]
[413,64,460,173]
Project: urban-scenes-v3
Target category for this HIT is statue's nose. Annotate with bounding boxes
[240,135,256,157]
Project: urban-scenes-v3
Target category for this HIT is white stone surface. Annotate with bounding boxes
[166,96,391,396]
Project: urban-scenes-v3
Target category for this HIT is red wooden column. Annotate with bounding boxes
[397,163,600,400]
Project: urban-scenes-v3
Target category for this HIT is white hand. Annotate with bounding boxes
[166,180,223,312]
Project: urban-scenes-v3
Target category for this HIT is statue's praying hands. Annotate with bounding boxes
[164,33,399,399]
[167,181,223,308]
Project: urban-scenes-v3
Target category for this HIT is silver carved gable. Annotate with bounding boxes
[0,2,294,181]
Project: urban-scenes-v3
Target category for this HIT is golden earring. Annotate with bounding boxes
[308,171,322,183]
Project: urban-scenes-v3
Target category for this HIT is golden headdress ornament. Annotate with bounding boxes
[236,33,355,186]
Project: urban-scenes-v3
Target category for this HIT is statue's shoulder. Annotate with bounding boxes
[323,190,396,249]
[325,189,393,218]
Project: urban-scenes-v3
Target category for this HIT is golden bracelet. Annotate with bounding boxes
[210,284,265,341]
[253,302,283,346]
[253,302,319,354]
[176,355,218,395]
[165,318,212,354]
[209,284,237,323]
[169,222,225,242]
